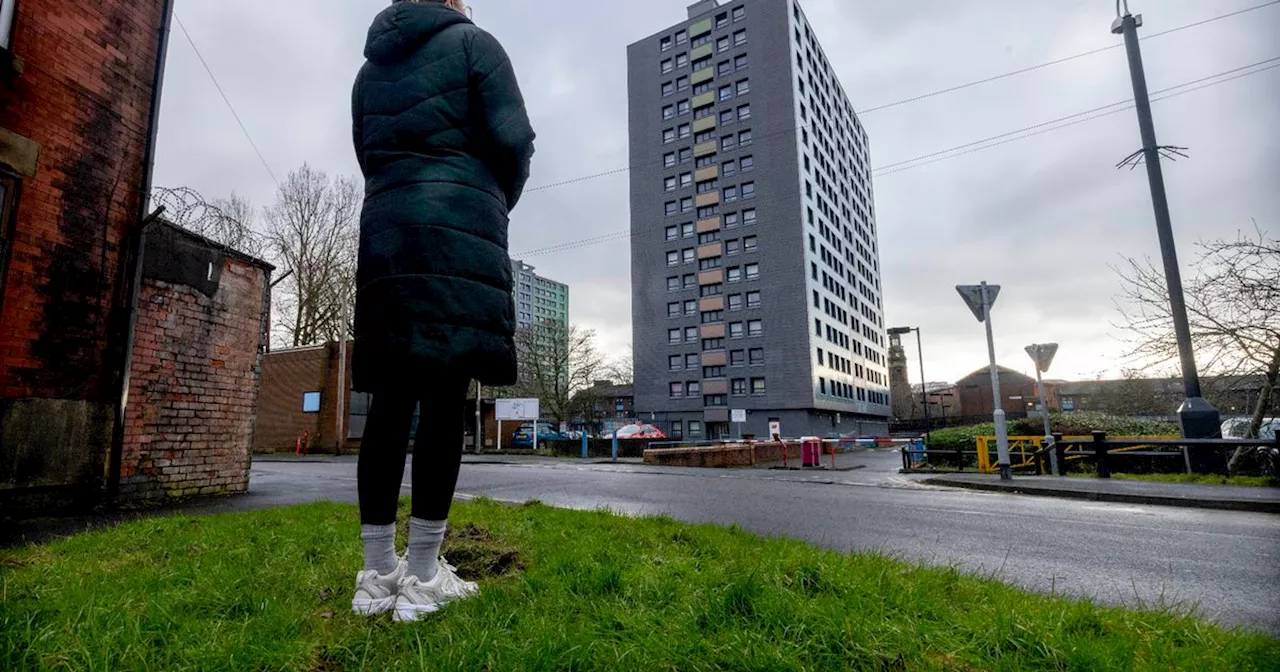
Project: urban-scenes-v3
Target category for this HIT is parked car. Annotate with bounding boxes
[1221,417,1279,440]
[605,424,666,440]
[510,422,568,448]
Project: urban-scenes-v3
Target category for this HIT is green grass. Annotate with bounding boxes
[1068,472,1280,488]
[2,501,1276,671]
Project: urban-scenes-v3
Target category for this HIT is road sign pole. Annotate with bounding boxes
[497,420,502,452]
[982,282,1012,480]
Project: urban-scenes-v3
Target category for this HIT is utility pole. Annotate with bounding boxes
[1112,2,1221,450]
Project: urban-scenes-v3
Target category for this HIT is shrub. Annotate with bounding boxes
[927,413,1179,451]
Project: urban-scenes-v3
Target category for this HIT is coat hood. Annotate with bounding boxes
[364,2,472,64]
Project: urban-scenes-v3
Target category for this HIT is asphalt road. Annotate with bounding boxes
[157,451,1280,634]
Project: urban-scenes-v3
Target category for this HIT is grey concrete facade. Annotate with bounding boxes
[628,0,889,440]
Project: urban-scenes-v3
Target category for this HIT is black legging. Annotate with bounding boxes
[358,377,469,525]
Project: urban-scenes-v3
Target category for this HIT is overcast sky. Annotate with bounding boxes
[154,0,1279,385]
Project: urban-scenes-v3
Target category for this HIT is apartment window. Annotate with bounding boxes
[670,382,684,399]
[743,235,758,252]
[723,185,738,202]
[703,337,725,350]
[664,152,676,168]
[694,129,716,144]
[744,263,760,280]
[691,56,711,71]
[727,267,742,283]
[695,154,717,169]
[701,310,723,324]
[727,293,743,311]
[705,395,728,408]
[692,33,712,48]
[733,6,745,22]
[666,250,680,266]
[736,79,749,94]
[741,182,755,199]
[665,225,678,241]
[734,54,748,70]
[686,353,700,369]
[721,135,736,151]
[667,301,680,317]
[684,299,698,315]
[697,230,721,244]
[729,322,745,339]
[675,29,688,45]
[679,148,693,163]
[742,209,757,225]
[683,274,697,289]
[815,318,822,335]
[751,378,766,395]
[730,350,746,366]
[693,81,712,96]
[740,155,754,172]
[678,123,691,139]
[718,109,735,126]
[726,239,741,256]
[681,172,693,188]
[716,36,730,53]
[686,381,702,398]
[719,84,734,102]
[696,205,720,219]
[676,52,690,68]
[705,365,726,379]
[676,75,689,91]
[734,28,747,45]
[722,159,737,177]
[663,128,676,143]
[724,212,740,228]
[746,290,761,308]
[688,421,703,437]
[696,179,716,194]
[698,257,722,271]
[685,326,699,342]
[716,12,729,28]
[678,99,691,115]
[672,421,684,440]
[681,222,695,238]
[661,59,673,74]
[747,320,763,337]
[820,378,827,395]
[738,104,751,121]
[661,36,673,51]
[667,276,680,291]
[662,82,675,97]
[739,130,753,146]
[700,283,723,297]
[665,201,678,216]
[731,379,747,396]
[664,176,677,192]
[668,328,682,344]
[749,348,764,365]
[669,354,682,370]
[717,60,733,77]
[680,197,694,213]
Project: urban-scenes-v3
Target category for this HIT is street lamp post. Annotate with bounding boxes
[1112,3,1220,450]
[888,326,930,441]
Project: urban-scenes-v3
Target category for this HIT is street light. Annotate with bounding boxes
[888,326,930,441]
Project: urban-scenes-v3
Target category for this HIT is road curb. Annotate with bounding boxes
[922,477,1280,514]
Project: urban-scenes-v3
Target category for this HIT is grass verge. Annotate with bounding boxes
[1085,472,1280,488]
[2,500,1276,671]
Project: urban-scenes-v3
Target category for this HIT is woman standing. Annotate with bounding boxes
[349,0,535,622]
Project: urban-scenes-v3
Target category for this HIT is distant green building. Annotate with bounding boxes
[511,259,569,329]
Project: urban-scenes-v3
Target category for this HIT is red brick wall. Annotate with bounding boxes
[118,255,268,500]
[0,0,168,401]
[253,346,329,454]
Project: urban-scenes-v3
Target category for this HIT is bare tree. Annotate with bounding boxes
[500,323,605,426]
[602,344,634,386]
[1115,223,1280,472]
[152,186,266,258]
[262,165,361,348]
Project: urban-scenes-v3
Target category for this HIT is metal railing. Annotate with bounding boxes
[1031,432,1279,477]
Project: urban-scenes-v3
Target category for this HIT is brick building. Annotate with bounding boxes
[0,1,176,506]
[255,343,499,454]
[954,366,1059,420]
[117,222,272,500]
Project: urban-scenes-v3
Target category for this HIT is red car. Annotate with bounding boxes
[607,424,667,439]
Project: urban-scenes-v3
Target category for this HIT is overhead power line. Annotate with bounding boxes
[511,59,1279,259]
[174,13,280,187]
[522,0,1279,197]
[856,0,1280,114]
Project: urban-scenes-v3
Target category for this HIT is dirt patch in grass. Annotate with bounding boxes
[443,523,525,580]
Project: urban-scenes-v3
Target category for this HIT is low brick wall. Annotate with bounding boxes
[644,442,798,468]
[118,226,271,501]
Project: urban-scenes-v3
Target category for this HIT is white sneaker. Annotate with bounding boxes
[351,557,407,616]
[392,557,479,622]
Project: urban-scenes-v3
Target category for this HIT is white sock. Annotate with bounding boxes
[360,524,398,575]
[407,518,447,582]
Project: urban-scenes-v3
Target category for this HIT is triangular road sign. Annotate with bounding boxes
[956,285,1000,322]
[1025,343,1059,373]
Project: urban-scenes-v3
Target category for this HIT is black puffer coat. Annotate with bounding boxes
[351,2,535,393]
